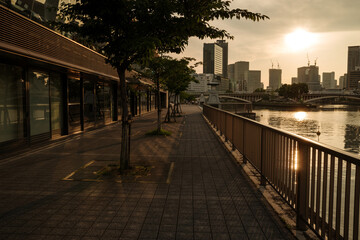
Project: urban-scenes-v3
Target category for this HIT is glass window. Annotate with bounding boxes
[0,63,24,143]
[50,73,63,136]
[103,83,113,123]
[141,91,147,113]
[68,77,81,133]
[96,81,104,125]
[84,80,95,129]
[29,70,50,136]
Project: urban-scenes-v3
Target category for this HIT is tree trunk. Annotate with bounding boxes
[156,75,161,133]
[164,92,170,122]
[117,66,130,172]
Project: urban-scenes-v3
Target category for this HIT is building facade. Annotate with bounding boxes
[203,43,223,76]
[245,70,261,93]
[187,74,213,93]
[215,40,228,78]
[234,61,249,91]
[0,5,163,152]
[347,46,360,90]
[187,73,229,93]
[322,72,336,89]
[291,77,298,84]
[269,68,282,91]
[227,64,235,91]
[348,67,360,90]
[297,65,321,92]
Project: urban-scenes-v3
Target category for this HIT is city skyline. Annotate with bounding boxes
[169,0,360,87]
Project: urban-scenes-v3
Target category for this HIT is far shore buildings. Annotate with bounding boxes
[297,65,321,92]
[203,40,228,77]
[269,68,282,91]
[227,61,249,92]
[347,46,360,89]
[322,72,336,89]
[202,40,230,92]
[245,70,262,93]
[187,73,229,93]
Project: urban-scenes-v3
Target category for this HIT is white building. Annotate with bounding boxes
[322,72,336,89]
[187,74,213,93]
[269,68,282,90]
[233,61,249,91]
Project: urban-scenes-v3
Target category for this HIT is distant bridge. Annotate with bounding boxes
[218,95,252,104]
[302,94,360,103]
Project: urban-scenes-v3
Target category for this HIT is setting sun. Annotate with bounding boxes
[284,28,318,52]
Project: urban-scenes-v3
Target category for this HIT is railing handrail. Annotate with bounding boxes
[204,104,360,165]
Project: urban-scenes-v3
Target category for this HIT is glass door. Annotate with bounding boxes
[28,70,50,138]
[84,80,95,129]
[68,77,81,133]
[0,63,24,144]
[50,73,63,137]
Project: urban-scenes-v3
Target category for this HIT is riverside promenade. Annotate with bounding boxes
[0,105,294,240]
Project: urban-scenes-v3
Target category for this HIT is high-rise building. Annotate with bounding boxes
[227,64,235,91]
[245,70,261,93]
[203,42,223,76]
[269,68,282,90]
[216,40,228,78]
[234,61,249,91]
[297,65,321,91]
[291,77,298,84]
[347,46,360,89]
[322,72,336,89]
[339,76,345,89]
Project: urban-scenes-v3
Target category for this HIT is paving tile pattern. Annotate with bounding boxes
[0,105,294,239]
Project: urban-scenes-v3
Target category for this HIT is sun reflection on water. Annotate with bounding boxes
[294,111,307,121]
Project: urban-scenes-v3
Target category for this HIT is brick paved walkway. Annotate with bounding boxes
[0,105,294,239]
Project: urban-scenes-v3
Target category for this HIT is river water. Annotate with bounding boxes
[252,105,360,156]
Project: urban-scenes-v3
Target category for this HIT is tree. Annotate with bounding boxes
[254,88,265,93]
[56,0,268,171]
[161,57,199,121]
[278,83,308,100]
[140,56,169,133]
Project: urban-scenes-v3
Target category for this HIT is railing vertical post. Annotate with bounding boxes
[260,127,266,186]
[224,114,228,142]
[243,120,247,164]
[232,116,235,151]
[296,141,309,231]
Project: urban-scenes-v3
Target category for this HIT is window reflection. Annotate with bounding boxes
[29,70,50,136]
[50,73,63,136]
[68,77,81,132]
[103,83,112,123]
[84,80,95,129]
[96,82,104,125]
[0,64,24,143]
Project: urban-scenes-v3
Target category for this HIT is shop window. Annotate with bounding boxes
[96,82,104,125]
[29,70,50,136]
[50,73,63,136]
[103,83,112,123]
[84,80,95,129]
[0,64,24,143]
[68,77,81,133]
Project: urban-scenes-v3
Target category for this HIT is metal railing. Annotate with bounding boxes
[203,104,360,240]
